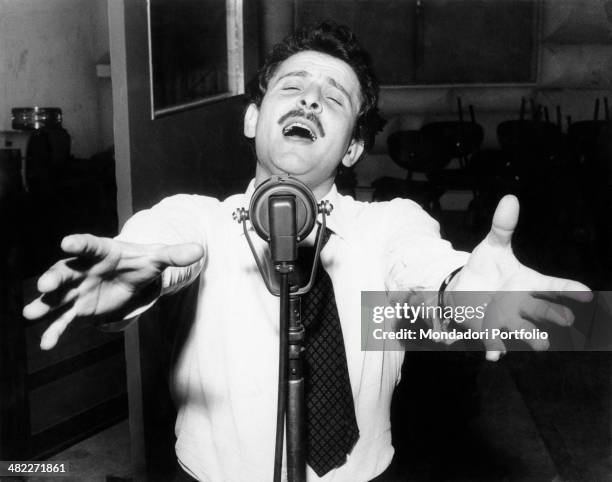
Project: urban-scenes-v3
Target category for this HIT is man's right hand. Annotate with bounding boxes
[23,234,204,350]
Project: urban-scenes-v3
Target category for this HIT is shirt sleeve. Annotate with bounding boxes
[382,198,469,292]
[114,194,215,312]
[380,199,469,343]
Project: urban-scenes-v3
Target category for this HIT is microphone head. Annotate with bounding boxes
[249,176,317,242]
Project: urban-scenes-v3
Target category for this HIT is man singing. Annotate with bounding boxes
[24,22,590,481]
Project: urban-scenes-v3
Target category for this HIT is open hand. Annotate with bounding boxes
[23,234,204,350]
[449,195,592,360]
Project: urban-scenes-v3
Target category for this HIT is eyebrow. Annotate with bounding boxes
[277,70,353,103]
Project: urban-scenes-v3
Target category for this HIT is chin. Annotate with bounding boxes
[269,156,314,176]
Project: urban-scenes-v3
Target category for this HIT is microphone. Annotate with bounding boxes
[249,176,318,264]
[268,194,297,263]
[233,175,333,295]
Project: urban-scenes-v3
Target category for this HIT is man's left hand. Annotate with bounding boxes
[448,195,592,361]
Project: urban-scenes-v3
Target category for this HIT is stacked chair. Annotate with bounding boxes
[373,98,484,216]
[497,98,567,185]
[495,97,611,283]
[567,97,611,270]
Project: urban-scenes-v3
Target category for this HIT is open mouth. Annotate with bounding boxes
[282,122,317,142]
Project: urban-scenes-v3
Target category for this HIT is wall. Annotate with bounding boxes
[357,0,612,188]
[0,0,111,158]
[537,0,612,119]
[93,0,114,153]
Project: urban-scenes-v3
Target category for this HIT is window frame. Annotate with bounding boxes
[147,0,245,119]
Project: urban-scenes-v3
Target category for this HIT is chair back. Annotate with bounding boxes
[497,120,566,178]
[420,121,484,169]
[386,130,430,173]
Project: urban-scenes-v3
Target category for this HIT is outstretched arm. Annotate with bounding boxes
[446,195,592,360]
[23,233,204,350]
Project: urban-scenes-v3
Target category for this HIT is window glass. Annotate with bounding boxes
[150,0,228,111]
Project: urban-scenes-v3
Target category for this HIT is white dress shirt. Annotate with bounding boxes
[117,181,468,482]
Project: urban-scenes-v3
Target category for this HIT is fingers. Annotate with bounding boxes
[483,336,506,361]
[529,273,593,303]
[154,242,204,268]
[23,287,79,321]
[483,319,549,361]
[520,297,574,326]
[61,234,112,259]
[486,195,519,247]
[486,350,505,362]
[40,306,78,350]
[36,259,85,293]
[514,319,550,351]
[24,260,85,321]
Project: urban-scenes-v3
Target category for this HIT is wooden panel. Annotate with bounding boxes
[28,395,128,459]
[25,317,123,374]
[29,354,126,434]
[28,340,124,389]
[0,179,29,460]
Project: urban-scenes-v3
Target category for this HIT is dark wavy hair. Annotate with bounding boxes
[246,21,385,152]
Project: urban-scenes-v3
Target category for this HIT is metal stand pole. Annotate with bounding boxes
[286,295,305,482]
[274,266,306,482]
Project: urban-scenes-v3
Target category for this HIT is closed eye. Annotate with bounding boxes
[327,96,342,106]
[281,81,302,92]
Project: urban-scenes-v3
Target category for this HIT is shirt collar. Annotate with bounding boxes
[240,178,348,240]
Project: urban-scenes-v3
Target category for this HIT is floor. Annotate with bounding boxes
[25,355,612,481]
[26,422,131,482]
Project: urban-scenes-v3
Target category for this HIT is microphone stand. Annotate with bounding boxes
[233,176,333,482]
[286,292,304,482]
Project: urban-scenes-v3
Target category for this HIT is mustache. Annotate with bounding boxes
[277,109,325,138]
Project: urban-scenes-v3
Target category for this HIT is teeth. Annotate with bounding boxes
[282,122,316,141]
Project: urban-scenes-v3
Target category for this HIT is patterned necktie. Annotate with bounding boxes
[297,228,360,477]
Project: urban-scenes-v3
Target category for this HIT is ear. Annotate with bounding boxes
[341,138,365,168]
[244,103,259,138]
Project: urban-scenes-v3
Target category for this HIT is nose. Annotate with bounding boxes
[297,86,322,113]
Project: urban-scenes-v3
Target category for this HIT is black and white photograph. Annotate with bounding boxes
[1,0,611,481]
